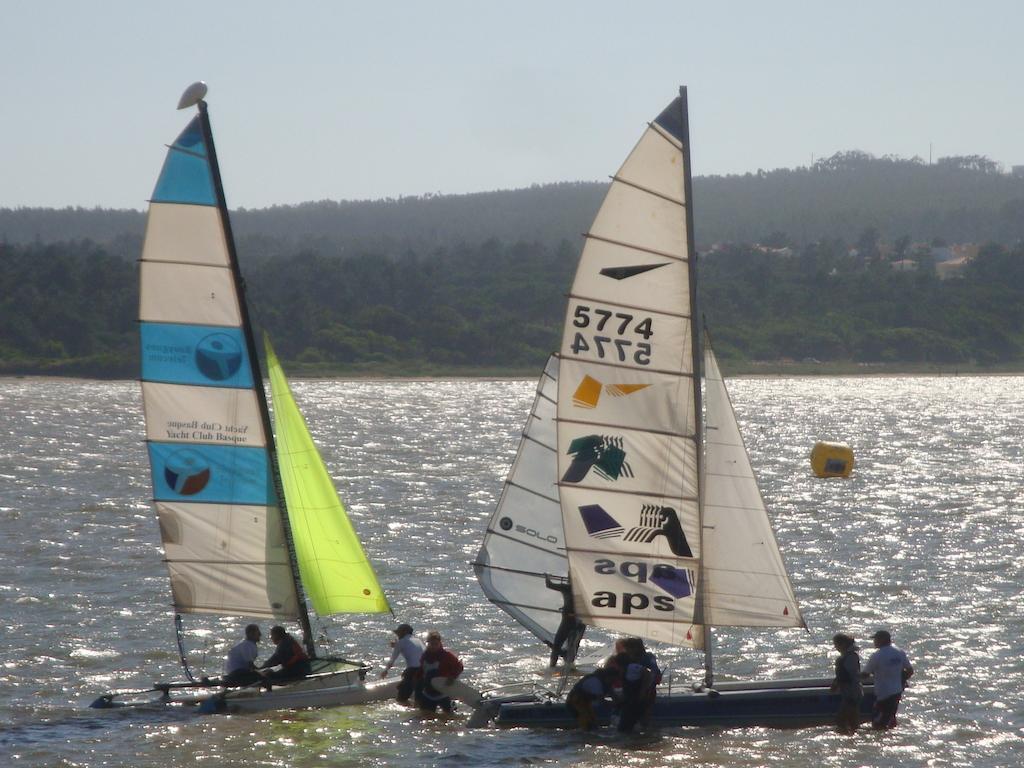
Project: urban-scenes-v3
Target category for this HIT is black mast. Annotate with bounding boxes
[675,86,713,687]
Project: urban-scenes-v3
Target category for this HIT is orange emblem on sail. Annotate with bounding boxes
[572,376,650,409]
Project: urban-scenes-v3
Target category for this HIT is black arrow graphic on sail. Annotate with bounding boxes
[599,263,669,280]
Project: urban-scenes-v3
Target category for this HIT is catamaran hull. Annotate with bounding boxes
[494,680,877,729]
[199,677,398,714]
[92,675,398,714]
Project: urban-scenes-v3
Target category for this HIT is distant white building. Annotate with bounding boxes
[890,259,918,272]
[935,245,979,280]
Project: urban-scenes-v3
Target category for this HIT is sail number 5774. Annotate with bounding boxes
[570,305,653,365]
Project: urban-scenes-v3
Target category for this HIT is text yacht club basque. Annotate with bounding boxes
[165,420,251,443]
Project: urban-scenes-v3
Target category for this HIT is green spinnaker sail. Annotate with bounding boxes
[265,336,390,616]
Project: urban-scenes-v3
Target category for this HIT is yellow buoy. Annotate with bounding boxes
[810,441,854,478]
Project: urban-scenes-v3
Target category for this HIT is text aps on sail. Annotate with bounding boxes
[90,83,396,713]
[475,88,877,729]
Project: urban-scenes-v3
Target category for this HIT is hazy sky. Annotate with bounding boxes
[3,1,1022,210]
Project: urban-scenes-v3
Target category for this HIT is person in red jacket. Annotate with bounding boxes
[415,631,464,713]
[258,626,312,685]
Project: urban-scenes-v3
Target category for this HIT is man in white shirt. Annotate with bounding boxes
[862,629,914,730]
[381,623,425,703]
[223,624,262,687]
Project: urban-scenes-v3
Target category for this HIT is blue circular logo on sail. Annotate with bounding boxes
[195,333,243,381]
[163,449,211,496]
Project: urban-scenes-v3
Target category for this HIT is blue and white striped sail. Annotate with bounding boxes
[139,112,300,619]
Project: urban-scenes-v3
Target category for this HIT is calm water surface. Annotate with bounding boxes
[1,375,1022,767]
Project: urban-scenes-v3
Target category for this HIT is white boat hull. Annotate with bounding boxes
[200,674,398,714]
[92,670,399,714]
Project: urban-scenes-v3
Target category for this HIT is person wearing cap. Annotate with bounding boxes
[829,633,863,735]
[862,629,914,729]
[381,623,425,703]
[415,630,464,713]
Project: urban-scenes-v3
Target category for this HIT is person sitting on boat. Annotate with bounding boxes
[861,629,914,730]
[222,623,262,687]
[566,666,618,730]
[258,625,312,685]
[415,631,463,713]
[381,623,425,703]
[830,633,863,735]
[544,574,586,669]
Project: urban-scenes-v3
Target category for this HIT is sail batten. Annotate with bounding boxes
[502,482,559,504]
[582,233,691,262]
[563,297,694,323]
[609,175,688,207]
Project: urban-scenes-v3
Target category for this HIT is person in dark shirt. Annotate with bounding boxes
[566,666,617,729]
[258,626,311,685]
[545,575,585,669]
[830,632,863,735]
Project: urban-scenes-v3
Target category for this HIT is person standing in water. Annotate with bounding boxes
[862,629,914,730]
[830,633,863,735]
[416,631,464,713]
[381,623,425,704]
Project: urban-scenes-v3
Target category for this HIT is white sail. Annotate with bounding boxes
[702,345,804,627]
[475,356,565,643]
[557,95,702,647]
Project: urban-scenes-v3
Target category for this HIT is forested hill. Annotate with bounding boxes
[4,152,1024,252]
[3,150,1024,378]
[0,183,607,259]
[2,236,1023,378]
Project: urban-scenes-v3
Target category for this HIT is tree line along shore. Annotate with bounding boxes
[3,151,1024,378]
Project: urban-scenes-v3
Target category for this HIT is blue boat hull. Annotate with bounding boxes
[495,682,876,729]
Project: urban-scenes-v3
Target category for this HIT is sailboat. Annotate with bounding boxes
[92,83,397,713]
[480,88,876,728]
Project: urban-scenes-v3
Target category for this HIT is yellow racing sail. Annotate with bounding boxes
[265,336,390,615]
